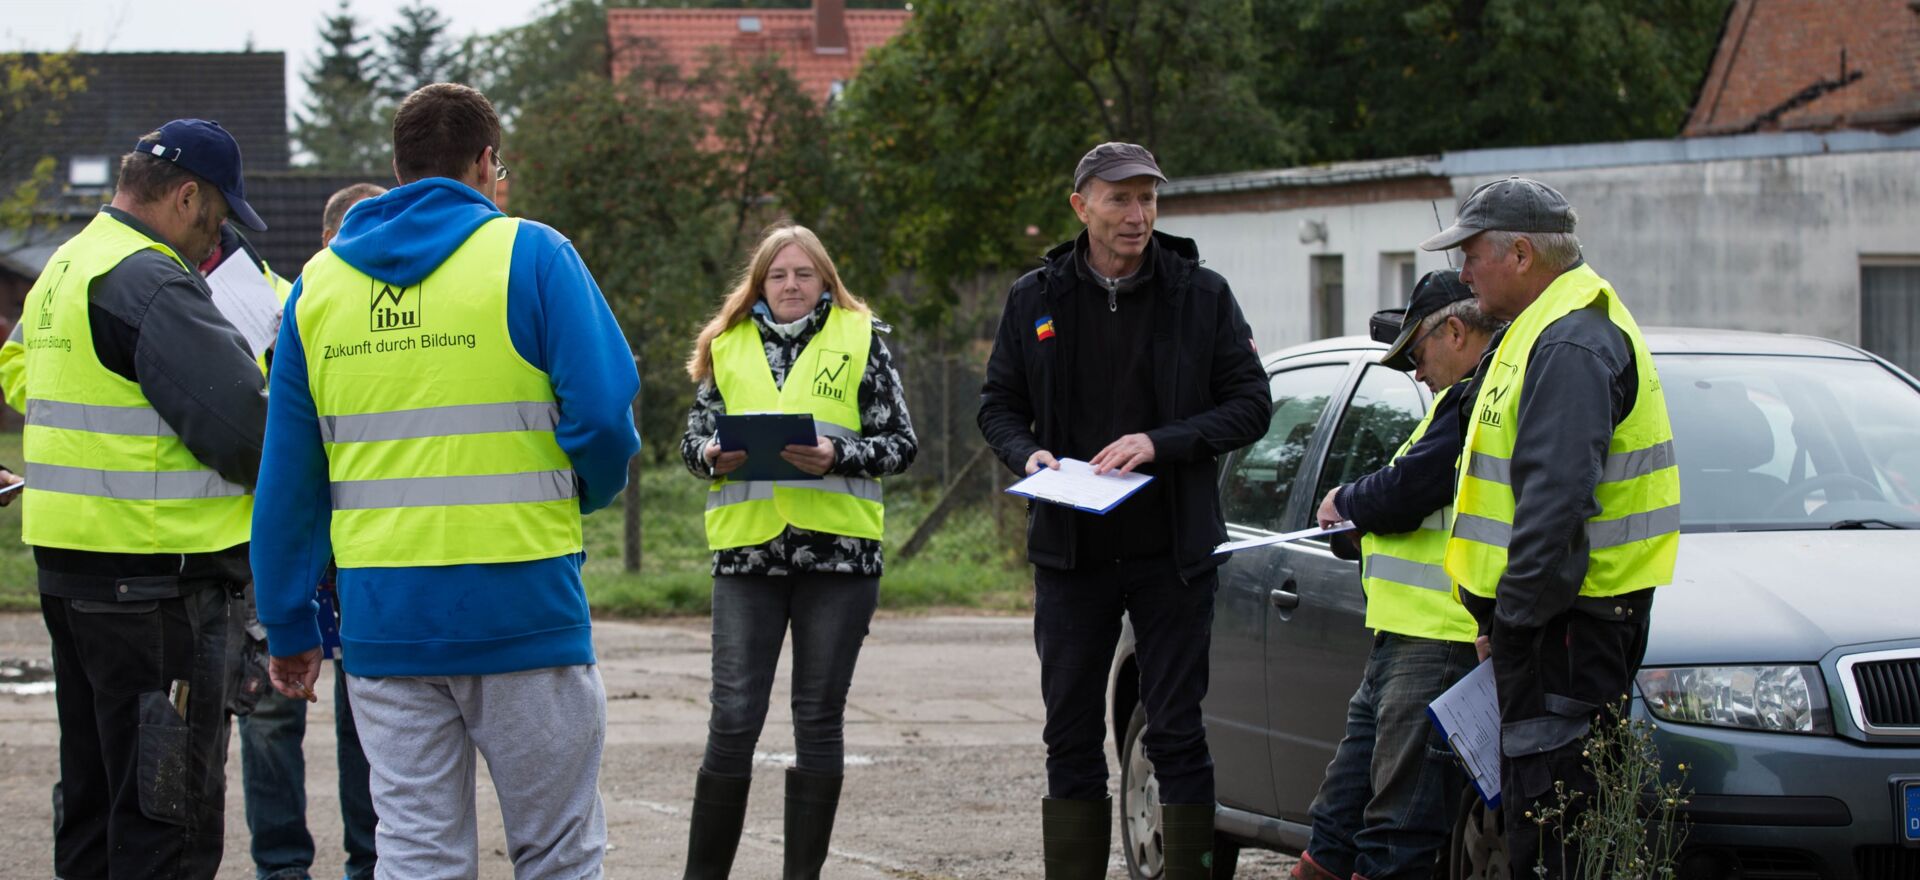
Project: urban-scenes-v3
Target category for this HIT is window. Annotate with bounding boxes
[1380,252,1416,308]
[1221,364,1348,532]
[1311,255,1344,339]
[69,156,110,188]
[1862,262,1920,377]
[1313,366,1427,510]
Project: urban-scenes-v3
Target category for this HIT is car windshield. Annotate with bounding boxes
[1662,354,1920,531]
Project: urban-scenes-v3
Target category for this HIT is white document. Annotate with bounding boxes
[1428,659,1502,807]
[1005,458,1153,514]
[205,253,283,359]
[1212,522,1356,554]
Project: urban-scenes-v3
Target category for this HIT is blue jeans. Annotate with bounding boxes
[237,663,378,880]
[702,572,880,778]
[1305,632,1477,880]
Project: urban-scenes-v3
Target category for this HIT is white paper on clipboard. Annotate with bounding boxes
[1428,659,1502,807]
[205,254,283,358]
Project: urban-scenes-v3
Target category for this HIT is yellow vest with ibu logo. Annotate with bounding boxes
[1446,264,1680,600]
[3,212,253,553]
[1358,384,1478,643]
[704,306,883,550]
[296,216,582,567]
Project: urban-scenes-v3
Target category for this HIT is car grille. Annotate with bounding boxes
[1856,845,1920,880]
[1838,649,1920,737]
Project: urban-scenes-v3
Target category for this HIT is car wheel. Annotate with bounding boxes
[1449,790,1507,880]
[1120,702,1166,879]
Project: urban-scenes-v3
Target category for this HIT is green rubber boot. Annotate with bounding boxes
[1042,796,1112,879]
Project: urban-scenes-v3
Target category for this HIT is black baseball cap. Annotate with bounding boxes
[1074,142,1167,191]
[1372,269,1473,371]
[133,119,267,231]
[1419,176,1572,252]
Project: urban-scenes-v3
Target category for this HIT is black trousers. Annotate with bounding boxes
[1034,557,1217,805]
[44,583,240,880]
[1480,591,1654,880]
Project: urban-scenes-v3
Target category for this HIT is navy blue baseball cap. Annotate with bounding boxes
[133,119,267,231]
[1372,269,1474,371]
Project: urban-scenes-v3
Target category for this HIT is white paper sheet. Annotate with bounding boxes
[1428,659,1502,807]
[205,254,283,359]
[1212,522,1356,554]
[1005,458,1153,514]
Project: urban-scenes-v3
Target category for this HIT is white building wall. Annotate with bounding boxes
[1158,201,1457,353]
[1162,142,1920,354]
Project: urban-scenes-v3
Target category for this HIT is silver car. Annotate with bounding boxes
[1109,329,1920,880]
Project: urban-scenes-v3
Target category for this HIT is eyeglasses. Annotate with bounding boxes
[493,155,511,182]
[1405,316,1445,370]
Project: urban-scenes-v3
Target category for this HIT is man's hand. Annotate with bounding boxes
[1024,449,1060,476]
[1090,433,1154,475]
[1475,635,1491,663]
[0,468,20,507]
[1316,487,1343,529]
[703,440,746,477]
[781,436,837,476]
[269,647,323,703]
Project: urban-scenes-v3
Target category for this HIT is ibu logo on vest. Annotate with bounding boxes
[813,351,853,402]
[370,282,421,332]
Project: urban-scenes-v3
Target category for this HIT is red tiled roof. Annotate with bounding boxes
[607,8,910,103]
[1685,0,1920,136]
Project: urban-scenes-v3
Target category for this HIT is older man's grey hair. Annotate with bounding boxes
[1482,217,1582,273]
[1421,296,1504,338]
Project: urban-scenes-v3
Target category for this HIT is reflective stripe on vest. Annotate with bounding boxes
[296,216,584,568]
[10,212,254,553]
[1445,264,1681,600]
[1357,383,1478,643]
[704,307,883,550]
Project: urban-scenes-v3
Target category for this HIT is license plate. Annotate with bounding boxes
[1905,781,1920,841]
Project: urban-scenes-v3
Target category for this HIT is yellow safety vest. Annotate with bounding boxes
[1446,264,1680,600]
[296,216,583,567]
[704,307,883,550]
[2,212,253,553]
[1358,384,1478,642]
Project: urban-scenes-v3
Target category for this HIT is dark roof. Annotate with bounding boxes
[244,171,391,277]
[41,52,290,172]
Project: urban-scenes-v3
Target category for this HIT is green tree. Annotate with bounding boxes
[295,0,390,170]
[1256,0,1729,162]
[0,52,87,237]
[382,1,469,100]
[464,0,609,127]
[829,0,1295,333]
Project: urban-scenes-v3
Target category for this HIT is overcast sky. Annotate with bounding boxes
[2,0,554,134]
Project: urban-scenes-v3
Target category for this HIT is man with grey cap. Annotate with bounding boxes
[979,143,1270,878]
[0,119,269,878]
[1290,269,1498,880]
[1423,178,1680,877]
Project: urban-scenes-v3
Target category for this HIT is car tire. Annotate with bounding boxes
[1118,701,1241,879]
[1448,788,1507,880]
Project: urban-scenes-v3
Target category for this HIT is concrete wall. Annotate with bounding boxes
[1160,147,1920,354]
[1157,198,1458,353]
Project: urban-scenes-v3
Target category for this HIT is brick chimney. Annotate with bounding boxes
[814,0,848,55]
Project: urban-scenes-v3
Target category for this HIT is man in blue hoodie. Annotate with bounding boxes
[252,83,640,878]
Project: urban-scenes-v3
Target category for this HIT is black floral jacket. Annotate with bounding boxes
[680,300,918,576]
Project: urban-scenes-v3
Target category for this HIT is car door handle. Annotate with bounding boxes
[1270,583,1300,610]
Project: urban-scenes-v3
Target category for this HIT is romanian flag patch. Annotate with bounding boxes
[1035,316,1056,341]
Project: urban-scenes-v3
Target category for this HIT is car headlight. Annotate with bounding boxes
[1636,665,1833,734]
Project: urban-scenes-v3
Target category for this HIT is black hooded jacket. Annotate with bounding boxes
[978,231,1271,580]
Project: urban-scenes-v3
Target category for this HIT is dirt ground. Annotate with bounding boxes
[0,612,1298,878]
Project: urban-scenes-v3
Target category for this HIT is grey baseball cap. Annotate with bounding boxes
[1419,176,1574,251]
[1074,142,1167,191]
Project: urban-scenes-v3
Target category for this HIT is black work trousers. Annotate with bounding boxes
[1477,590,1654,880]
[43,582,241,880]
[1034,557,1217,805]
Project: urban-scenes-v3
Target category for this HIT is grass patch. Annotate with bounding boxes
[0,432,1033,617]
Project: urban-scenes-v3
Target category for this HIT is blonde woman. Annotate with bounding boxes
[678,223,916,879]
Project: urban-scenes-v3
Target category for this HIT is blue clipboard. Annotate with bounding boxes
[716,413,822,482]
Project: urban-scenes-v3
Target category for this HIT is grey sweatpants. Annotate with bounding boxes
[347,665,608,880]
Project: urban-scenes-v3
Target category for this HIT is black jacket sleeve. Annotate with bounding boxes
[828,334,918,479]
[1494,306,1635,630]
[1334,381,1468,534]
[1144,276,1271,463]
[978,275,1047,477]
